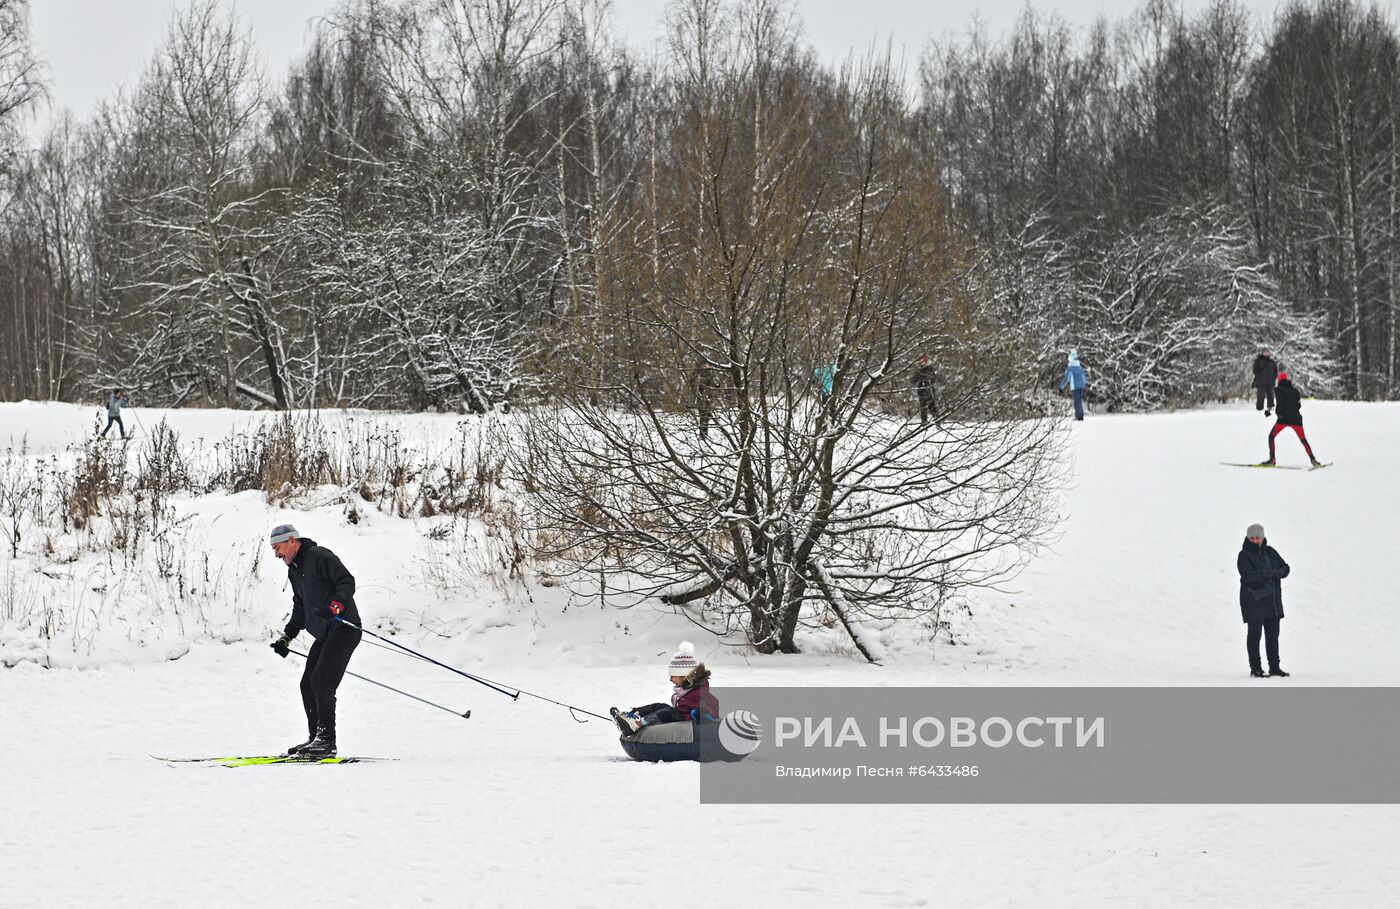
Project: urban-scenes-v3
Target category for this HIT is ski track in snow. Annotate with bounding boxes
[1,400,1398,907]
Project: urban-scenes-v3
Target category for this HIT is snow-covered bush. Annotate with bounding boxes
[521,60,1067,661]
[0,440,37,557]
[283,155,543,414]
[981,207,1338,410]
[0,409,529,665]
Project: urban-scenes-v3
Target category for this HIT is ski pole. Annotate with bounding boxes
[355,636,606,723]
[334,617,520,699]
[289,648,471,719]
[335,617,610,722]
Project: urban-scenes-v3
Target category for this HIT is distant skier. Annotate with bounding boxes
[695,364,724,441]
[610,642,719,735]
[1262,372,1321,467]
[99,389,127,440]
[813,363,835,403]
[912,353,937,425]
[1237,523,1290,678]
[267,524,362,757]
[1058,350,1087,421]
[1252,349,1279,417]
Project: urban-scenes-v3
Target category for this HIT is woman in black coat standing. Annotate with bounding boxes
[1237,523,1291,678]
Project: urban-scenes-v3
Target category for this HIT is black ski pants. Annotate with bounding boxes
[918,391,937,425]
[1246,616,1281,673]
[634,702,688,725]
[100,415,125,439]
[1255,384,1275,412]
[299,623,361,737]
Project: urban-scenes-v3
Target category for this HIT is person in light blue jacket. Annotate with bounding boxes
[813,363,835,402]
[100,389,127,439]
[1058,351,1087,421]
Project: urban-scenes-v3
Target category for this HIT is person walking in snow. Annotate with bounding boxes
[99,389,127,440]
[610,642,720,735]
[1262,372,1321,467]
[1252,349,1279,417]
[267,524,362,757]
[912,353,937,425]
[1058,350,1087,421]
[695,363,724,442]
[813,362,835,404]
[1237,523,1291,678]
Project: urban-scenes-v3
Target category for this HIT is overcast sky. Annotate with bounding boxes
[26,0,1392,134]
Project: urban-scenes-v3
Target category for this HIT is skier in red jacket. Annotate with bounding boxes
[1261,372,1322,467]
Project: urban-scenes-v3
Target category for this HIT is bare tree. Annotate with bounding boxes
[103,0,279,407]
[1052,206,1336,409]
[524,52,1065,659]
[1242,0,1400,398]
[0,0,43,178]
[1,117,101,400]
[0,0,55,399]
[287,157,538,411]
[369,0,563,399]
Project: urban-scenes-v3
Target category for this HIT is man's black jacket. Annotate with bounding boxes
[282,537,359,641]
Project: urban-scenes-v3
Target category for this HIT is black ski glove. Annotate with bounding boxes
[271,635,290,658]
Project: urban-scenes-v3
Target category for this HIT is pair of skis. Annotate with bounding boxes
[1221,462,1330,471]
[152,754,393,768]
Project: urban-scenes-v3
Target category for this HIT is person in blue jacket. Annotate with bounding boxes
[100,389,127,439]
[1058,351,1087,420]
[813,363,835,403]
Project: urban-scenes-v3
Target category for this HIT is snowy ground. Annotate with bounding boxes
[2,400,1397,907]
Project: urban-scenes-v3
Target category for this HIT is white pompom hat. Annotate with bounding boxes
[668,641,699,676]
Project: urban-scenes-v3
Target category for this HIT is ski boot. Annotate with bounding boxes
[286,732,317,756]
[610,707,642,736]
[299,727,337,758]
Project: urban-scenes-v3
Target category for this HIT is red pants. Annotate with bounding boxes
[1269,423,1315,461]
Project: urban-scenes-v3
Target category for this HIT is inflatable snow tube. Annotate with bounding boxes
[619,719,750,763]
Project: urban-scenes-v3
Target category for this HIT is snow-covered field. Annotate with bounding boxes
[2,400,1397,907]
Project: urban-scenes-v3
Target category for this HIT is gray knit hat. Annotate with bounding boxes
[1246,523,1265,539]
[270,523,300,544]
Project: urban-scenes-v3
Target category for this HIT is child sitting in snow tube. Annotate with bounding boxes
[611,641,718,734]
[611,642,736,762]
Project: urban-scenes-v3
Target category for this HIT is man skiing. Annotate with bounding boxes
[695,363,724,441]
[267,524,362,757]
[100,389,127,440]
[1262,372,1321,467]
[1251,349,1278,417]
[1237,523,1290,678]
[1058,350,1087,421]
[912,353,937,425]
